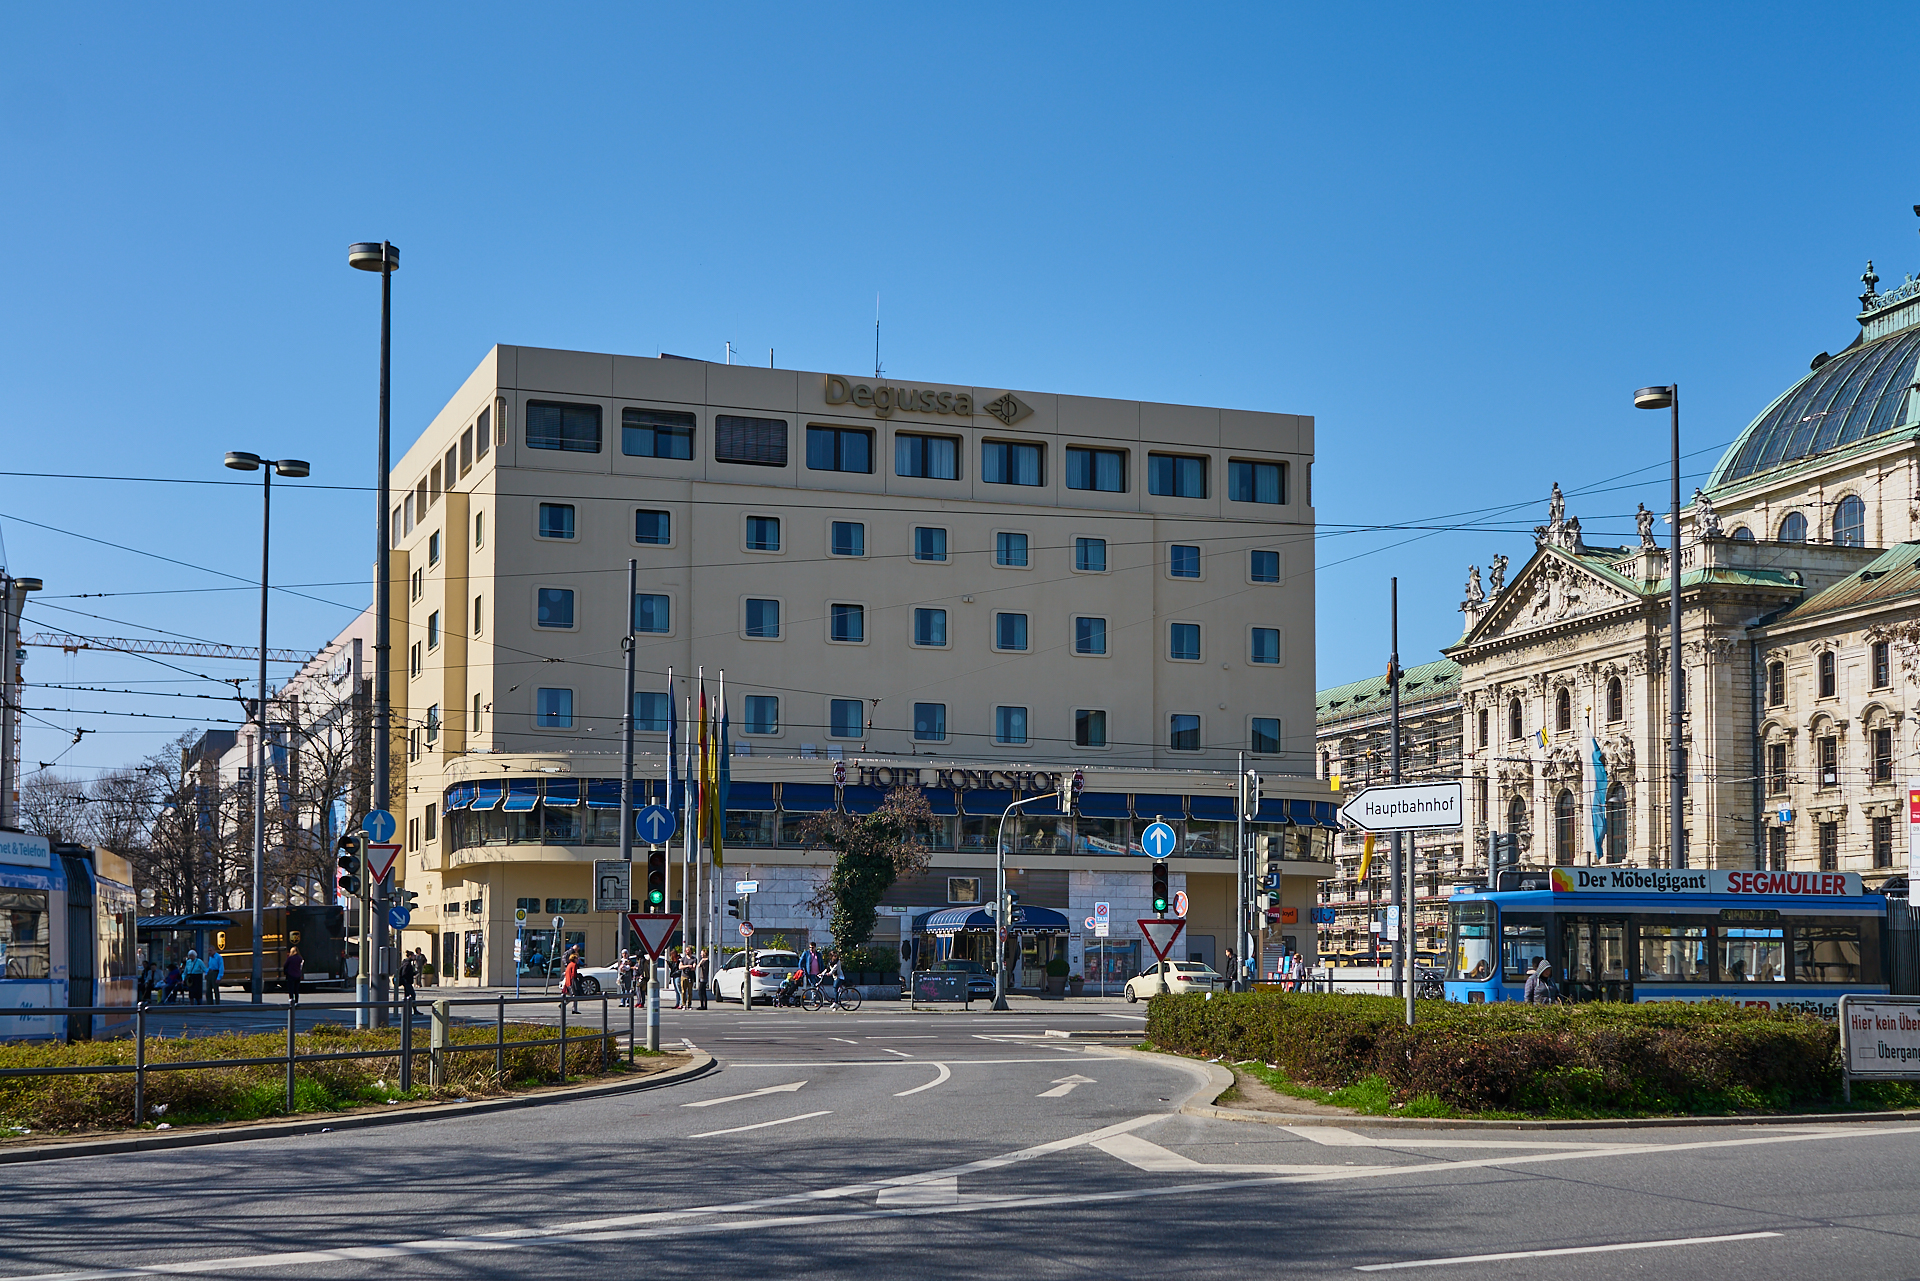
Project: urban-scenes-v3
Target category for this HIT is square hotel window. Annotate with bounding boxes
[622,408,694,459]
[536,588,574,629]
[830,699,865,739]
[1251,628,1282,664]
[831,522,865,557]
[914,703,947,742]
[744,695,779,736]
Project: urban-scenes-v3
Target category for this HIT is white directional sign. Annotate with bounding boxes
[1339,781,1463,832]
[1038,1074,1095,1098]
[735,880,760,894]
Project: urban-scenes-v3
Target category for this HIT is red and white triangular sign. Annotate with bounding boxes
[365,843,402,882]
[1138,918,1187,962]
[626,913,682,961]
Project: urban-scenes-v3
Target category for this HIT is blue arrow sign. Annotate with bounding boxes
[388,904,411,930]
[362,809,397,844]
[635,803,677,844]
[1141,820,1179,859]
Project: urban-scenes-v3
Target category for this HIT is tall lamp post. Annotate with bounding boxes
[223,451,311,1002]
[349,241,398,1021]
[1633,384,1684,869]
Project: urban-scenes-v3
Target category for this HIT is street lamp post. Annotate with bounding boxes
[1633,384,1684,869]
[349,241,398,1021]
[991,794,1055,1011]
[223,451,310,1002]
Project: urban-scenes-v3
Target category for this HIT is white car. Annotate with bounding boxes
[1124,961,1226,1002]
[713,950,801,1004]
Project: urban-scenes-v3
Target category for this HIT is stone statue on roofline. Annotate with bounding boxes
[1535,482,1583,552]
[1489,554,1508,594]
[1548,482,1564,527]
[1692,488,1722,539]
[1463,564,1484,608]
[1637,503,1657,549]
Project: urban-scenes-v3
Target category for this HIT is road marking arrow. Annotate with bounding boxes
[1038,1073,1096,1098]
[681,1080,807,1108]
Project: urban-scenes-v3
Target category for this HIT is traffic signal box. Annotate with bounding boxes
[336,833,365,898]
[647,848,667,907]
[1151,859,1169,915]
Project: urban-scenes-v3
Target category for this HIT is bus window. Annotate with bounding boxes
[1449,901,1494,980]
[1794,926,1861,984]
[1720,928,1785,981]
[0,891,49,979]
[1638,925,1710,981]
[1502,914,1547,979]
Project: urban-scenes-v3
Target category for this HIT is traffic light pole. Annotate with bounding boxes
[619,560,636,972]
[1235,751,1247,992]
[991,794,1054,1011]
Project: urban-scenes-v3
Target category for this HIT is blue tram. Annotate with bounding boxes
[0,830,137,1040]
[1445,866,1888,1020]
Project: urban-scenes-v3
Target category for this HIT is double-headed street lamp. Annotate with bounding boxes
[1633,384,1684,870]
[348,241,398,1025]
[223,451,310,1002]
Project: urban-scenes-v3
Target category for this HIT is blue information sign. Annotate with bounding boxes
[362,809,397,844]
[1142,820,1179,859]
[635,803,678,844]
[388,904,411,930]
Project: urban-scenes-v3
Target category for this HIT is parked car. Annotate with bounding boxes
[1124,960,1226,1001]
[931,959,997,999]
[714,950,801,1004]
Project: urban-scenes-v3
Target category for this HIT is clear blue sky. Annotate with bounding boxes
[3,3,1916,778]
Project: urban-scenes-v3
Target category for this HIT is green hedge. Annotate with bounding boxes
[0,1022,622,1132]
[1147,992,1844,1116]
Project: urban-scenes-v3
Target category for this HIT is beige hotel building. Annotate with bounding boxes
[383,344,1334,988]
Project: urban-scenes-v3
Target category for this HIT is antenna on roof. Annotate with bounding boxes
[875,293,883,379]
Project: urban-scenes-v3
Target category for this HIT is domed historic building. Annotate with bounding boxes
[1319,236,1920,958]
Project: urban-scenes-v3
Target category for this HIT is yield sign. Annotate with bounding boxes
[625,913,682,960]
[365,842,401,882]
[1138,918,1186,962]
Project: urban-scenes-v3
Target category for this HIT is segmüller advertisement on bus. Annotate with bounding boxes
[1547,867,1865,898]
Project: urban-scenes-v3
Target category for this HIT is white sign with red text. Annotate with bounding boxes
[1841,995,1920,1081]
[1548,867,1864,898]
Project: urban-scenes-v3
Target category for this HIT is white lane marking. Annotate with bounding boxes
[1093,1132,1325,1175]
[1297,1127,1637,1151]
[681,1081,807,1108]
[894,1063,952,1097]
[1038,1074,1096,1098]
[827,1037,860,1045]
[689,1110,833,1139]
[876,1047,914,1057]
[680,1038,697,1050]
[875,1176,958,1207]
[724,1057,1096,1067]
[1352,1231,1783,1272]
[865,1035,938,1040]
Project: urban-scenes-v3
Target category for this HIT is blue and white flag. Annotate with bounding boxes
[665,668,679,812]
[1590,736,1610,854]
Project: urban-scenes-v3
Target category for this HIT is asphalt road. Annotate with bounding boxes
[10,1005,1920,1279]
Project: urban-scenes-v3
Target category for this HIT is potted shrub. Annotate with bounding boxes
[1045,956,1070,994]
[1067,971,1085,996]
[421,961,437,987]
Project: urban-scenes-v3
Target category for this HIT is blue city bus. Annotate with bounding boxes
[1445,866,1889,1020]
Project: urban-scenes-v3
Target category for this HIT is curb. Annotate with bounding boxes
[0,1051,716,1165]
[1155,1054,1920,1130]
[1081,1045,1234,1111]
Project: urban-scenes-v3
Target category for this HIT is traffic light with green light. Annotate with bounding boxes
[1151,859,1169,915]
[647,848,667,908]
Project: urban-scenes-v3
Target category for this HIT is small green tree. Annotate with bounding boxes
[801,784,934,957]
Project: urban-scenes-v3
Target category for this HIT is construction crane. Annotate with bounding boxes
[24,633,315,664]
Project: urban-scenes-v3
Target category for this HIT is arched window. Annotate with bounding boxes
[1555,688,1571,732]
[1730,526,1754,541]
[1507,794,1527,836]
[1833,494,1866,547]
[1605,782,1628,861]
[1554,790,1577,866]
[1779,511,1808,543]
[1768,661,1785,706]
[1508,699,1523,741]
[1606,677,1623,723]
[1819,650,1836,698]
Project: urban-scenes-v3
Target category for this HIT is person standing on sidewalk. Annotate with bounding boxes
[184,950,206,1005]
[284,946,305,1007]
[561,947,582,1015]
[397,950,418,1007]
[204,946,224,1003]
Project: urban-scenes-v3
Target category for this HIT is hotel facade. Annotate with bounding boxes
[382,345,1332,987]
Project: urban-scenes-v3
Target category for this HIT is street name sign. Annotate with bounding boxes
[635,803,677,844]
[1139,918,1187,961]
[1339,781,1463,833]
[365,842,401,882]
[361,809,397,843]
[1141,821,1179,859]
[625,912,682,961]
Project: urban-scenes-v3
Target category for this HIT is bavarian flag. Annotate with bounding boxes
[1356,832,1377,881]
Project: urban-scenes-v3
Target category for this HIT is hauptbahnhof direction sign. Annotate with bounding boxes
[1338,782,1463,833]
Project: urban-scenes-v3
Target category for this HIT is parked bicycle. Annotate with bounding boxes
[799,977,862,1011]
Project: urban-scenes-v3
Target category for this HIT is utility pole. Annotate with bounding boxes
[1235,751,1247,992]
[1389,578,1404,1004]
[620,560,638,1008]
[0,573,41,831]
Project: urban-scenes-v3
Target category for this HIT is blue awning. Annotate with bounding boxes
[727,782,776,811]
[923,787,958,816]
[1252,798,1287,823]
[1188,795,1237,822]
[443,784,475,812]
[545,779,581,807]
[470,782,502,812]
[1291,799,1341,829]
[782,783,837,813]
[842,785,885,815]
[1023,791,1064,817]
[1134,793,1185,821]
[919,904,1070,936]
[585,779,623,809]
[963,789,1014,816]
[502,779,541,812]
[1077,791,1130,819]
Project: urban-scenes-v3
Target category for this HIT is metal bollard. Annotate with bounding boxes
[399,999,413,1093]
[495,995,506,1081]
[430,999,450,1088]
[628,983,636,1064]
[285,1005,298,1113]
[558,1000,568,1083]
[647,961,661,1052]
[133,1003,146,1127]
